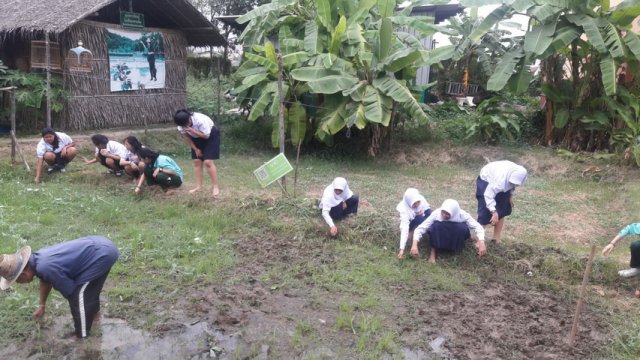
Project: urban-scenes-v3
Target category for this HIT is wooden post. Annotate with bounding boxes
[568,245,597,347]
[10,88,16,163]
[45,31,52,128]
[10,131,30,171]
[277,52,286,193]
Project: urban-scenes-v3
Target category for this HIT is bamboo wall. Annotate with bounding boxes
[60,21,188,130]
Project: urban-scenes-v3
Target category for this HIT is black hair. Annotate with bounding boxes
[138,147,159,163]
[124,135,143,154]
[173,109,192,126]
[91,134,109,146]
[41,127,59,149]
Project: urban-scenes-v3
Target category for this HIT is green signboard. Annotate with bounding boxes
[254,153,294,188]
[120,11,145,29]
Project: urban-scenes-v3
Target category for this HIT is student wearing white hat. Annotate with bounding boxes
[396,188,431,259]
[476,160,528,243]
[319,177,359,237]
[413,199,486,263]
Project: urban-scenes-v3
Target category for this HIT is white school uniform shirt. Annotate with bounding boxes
[319,177,353,228]
[177,112,214,138]
[36,132,73,158]
[95,140,128,159]
[479,160,528,212]
[396,188,430,250]
[413,199,485,243]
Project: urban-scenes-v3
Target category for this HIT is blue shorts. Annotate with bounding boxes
[476,177,512,225]
[191,127,220,160]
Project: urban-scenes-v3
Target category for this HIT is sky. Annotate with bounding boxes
[432,2,530,47]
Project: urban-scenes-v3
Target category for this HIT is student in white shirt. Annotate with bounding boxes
[119,135,144,178]
[82,134,128,176]
[413,199,486,263]
[174,109,220,196]
[319,177,359,237]
[476,160,528,243]
[34,128,76,184]
[396,188,431,259]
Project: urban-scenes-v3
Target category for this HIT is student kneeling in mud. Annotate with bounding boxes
[602,223,640,298]
[397,188,432,259]
[134,148,183,194]
[412,199,486,263]
[319,177,359,237]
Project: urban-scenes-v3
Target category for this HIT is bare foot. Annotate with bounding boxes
[189,187,201,194]
[428,256,436,264]
[212,186,220,197]
[635,288,640,298]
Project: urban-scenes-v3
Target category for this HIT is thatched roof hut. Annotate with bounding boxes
[0,0,225,130]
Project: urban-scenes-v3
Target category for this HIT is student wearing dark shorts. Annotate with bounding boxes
[34,127,77,183]
[0,236,119,338]
[134,148,183,194]
[83,134,128,176]
[476,160,528,243]
[173,109,220,196]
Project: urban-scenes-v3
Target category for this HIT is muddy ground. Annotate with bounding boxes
[0,233,610,359]
[0,133,615,359]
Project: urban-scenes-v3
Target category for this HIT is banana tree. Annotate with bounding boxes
[233,0,455,155]
[462,0,640,151]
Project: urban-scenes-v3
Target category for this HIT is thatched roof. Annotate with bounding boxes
[0,0,225,46]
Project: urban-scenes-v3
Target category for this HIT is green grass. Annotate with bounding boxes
[1,127,640,358]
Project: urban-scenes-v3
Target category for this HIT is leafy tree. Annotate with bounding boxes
[464,0,640,154]
[232,0,453,155]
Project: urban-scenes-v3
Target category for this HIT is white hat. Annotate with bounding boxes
[0,246,32,290]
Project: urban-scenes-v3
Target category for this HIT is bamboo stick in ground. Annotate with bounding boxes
[568,244,597,347]
[10,131,31,171]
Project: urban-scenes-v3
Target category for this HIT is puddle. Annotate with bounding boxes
[0,317,242,360]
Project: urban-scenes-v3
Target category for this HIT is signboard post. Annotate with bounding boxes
[120,11,145,29]
[254,153,294,188]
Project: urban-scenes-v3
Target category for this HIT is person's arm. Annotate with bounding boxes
[465,212,486,256]
[83,152,99,165]
[34,157,45,183]
[135,173,146,193]
[412,213,436,256]
[603,234,624,257]
[321,205,338,236]
[32,280,52,319]
[398,212,411,258]
[184,127,209,139]
[100,149,121,162]
[157,167,177,176]
[182,134,203,158]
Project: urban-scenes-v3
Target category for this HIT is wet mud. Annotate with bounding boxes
[0,234,611,359]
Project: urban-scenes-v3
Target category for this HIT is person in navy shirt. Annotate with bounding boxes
[0,236,119,338]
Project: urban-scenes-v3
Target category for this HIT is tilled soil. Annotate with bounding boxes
[181,235,610,359]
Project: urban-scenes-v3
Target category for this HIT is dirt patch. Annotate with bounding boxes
[393,282,608,360]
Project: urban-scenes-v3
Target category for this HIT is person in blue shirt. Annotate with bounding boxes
[602,223,640,297]
[0,236,119,338]
[134,147,183,194]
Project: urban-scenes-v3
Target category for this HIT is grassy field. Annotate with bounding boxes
[0,123,639,359]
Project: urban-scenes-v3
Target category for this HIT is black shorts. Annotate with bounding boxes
[191,127,220,160]
[98,154,125,170]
